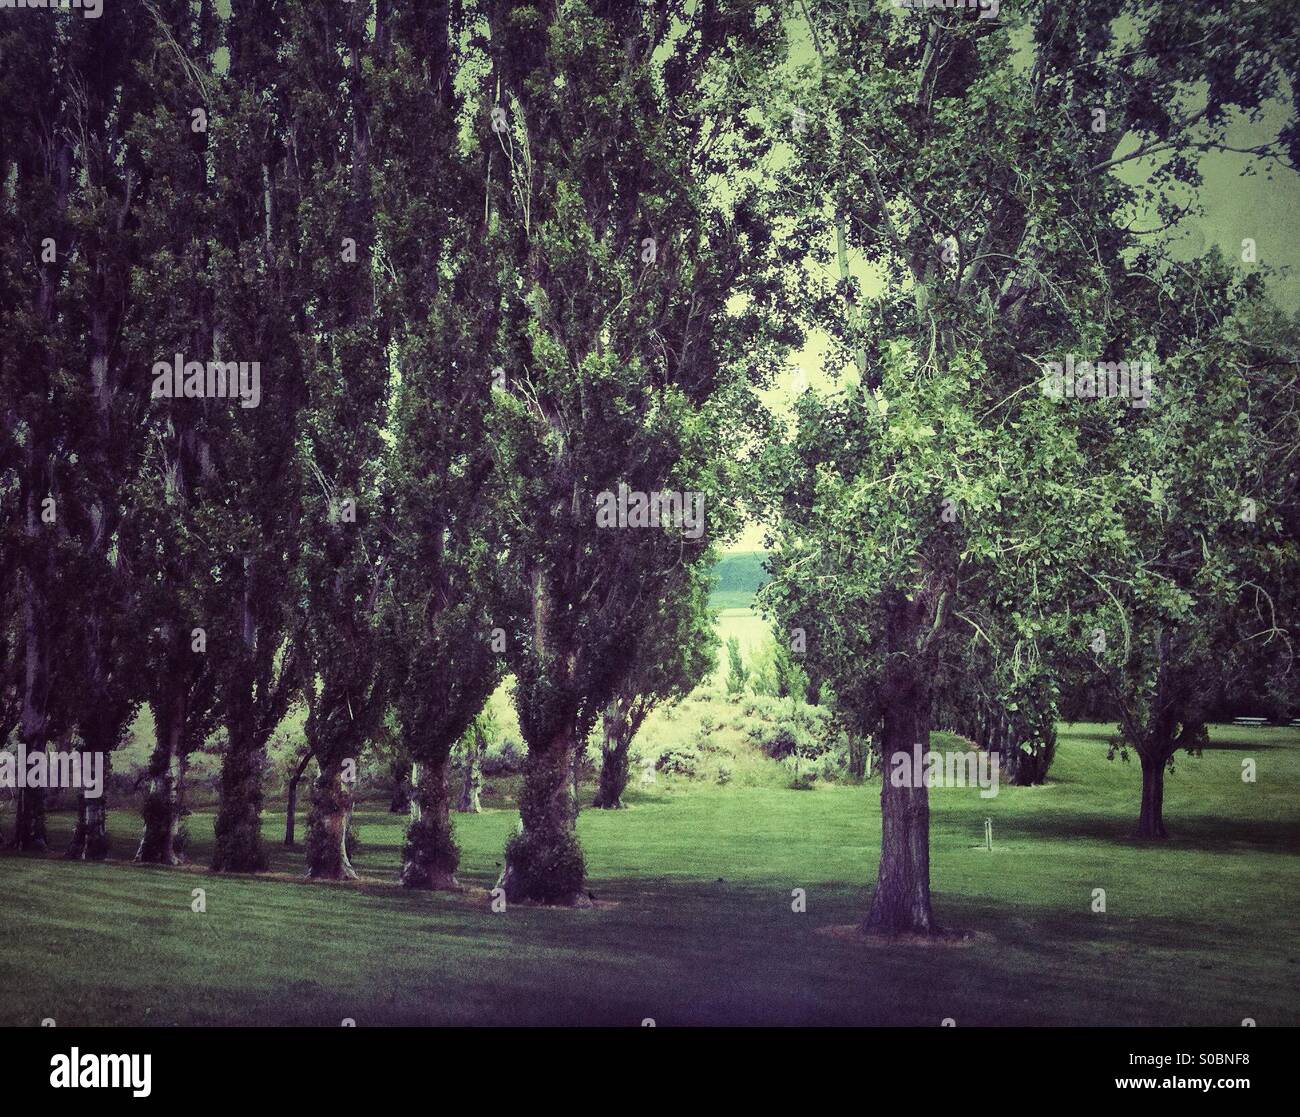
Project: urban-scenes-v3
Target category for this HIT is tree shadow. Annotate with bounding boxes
[994,809,1300,854]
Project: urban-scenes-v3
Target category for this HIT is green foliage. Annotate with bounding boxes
[725,637,750,698]
[748,634,810,701]
[501,824,586,906]
[758,1,1300,869]
[654,747,700,779]
[1065,268,1300,798]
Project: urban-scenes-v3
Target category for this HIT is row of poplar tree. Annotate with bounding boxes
[1,0,779,905]
[3,1,1299,931]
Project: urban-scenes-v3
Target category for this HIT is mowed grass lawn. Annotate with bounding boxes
[2,722,1298,1026]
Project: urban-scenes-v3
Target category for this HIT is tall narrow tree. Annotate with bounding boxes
[287,2,391,882]
[208,0,308,873]
[593,562,718,810]
[481,0,784,904]
[374,1,513,892]
[126,0,224,865]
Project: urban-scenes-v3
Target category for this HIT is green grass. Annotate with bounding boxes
[714,606,772,658]
[2,722,1298,1026]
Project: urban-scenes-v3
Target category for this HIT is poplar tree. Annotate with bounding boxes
[0,13,76,851]
[373,2,514,891]
[58,13,152,859]
[480,0,784,903]
[288,2,390,881]
[208,0,309,873]
[126,0,223,865]
[592,562,718,810]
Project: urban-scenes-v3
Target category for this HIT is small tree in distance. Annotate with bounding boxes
[725,638,750,699]
[593,566,719,810]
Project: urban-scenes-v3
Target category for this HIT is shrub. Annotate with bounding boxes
[693,727,722,755]
[788,768,818,791]
[655,747,700,778]
[725,637,749,698]
[502,827,586,904]
[742,694,784,722]
[759,724,800,760]
[481,738,525,777]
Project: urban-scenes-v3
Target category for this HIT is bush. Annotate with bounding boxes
[655,747,700,778]
[742,694,784,722]
[788,768,818,791]
[725,637,749,698]
[481,738,525,777]
[758,724,800,760]
[692,728,723,755]
[502,827,586,904]
[753,706,834,770]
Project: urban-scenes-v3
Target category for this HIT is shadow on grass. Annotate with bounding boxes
[993,810,1300,854]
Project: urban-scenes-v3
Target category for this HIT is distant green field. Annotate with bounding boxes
[710,550,767,611]
[714,606,772,659]
[2,721,1297,1026]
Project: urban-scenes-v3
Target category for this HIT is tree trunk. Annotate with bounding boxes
[863,693,937,936]
[388,759,411,813]
[212,693,268,872]
[570,739,583,823]
[457,725,482,813]
[500,721,587,905]
[12,781,48,853]
[848,734,867,780]
[1136,750,1169,839]
[284,749,312,846]
[66,739,111,861]
[67,787,109,861]
[12,559,50,852]
[402,756,460,889]
[174,746,190,857]
[137,693,185,864]
[305,753,358,880]
[592,707,630,809]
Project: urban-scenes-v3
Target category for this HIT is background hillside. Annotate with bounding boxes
[710,551,769,611]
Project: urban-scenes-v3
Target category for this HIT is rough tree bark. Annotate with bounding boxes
[863,695,937,935]
[593,702,643,810]
[501,722,587,906]
[66,726,112,861]
[593,738,630,810]
[306,751,358,881]
[212,685,268,872]
[862,593,940,937]
[137,690,185,864]
[502,571,589,905]
[401,755,460,890]
[67,777,110,861]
